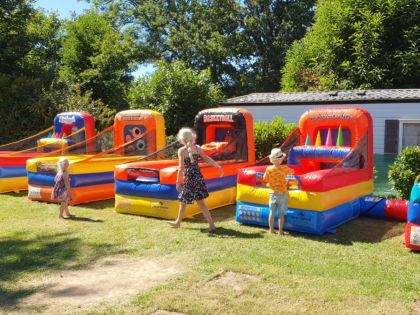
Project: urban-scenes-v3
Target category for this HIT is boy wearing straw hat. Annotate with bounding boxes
[263,148,294,235]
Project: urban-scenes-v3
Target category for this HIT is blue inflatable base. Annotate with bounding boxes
[115,175,237,200]
[236,198,362,235]
[0,166,26,179]
[28,171,114,188]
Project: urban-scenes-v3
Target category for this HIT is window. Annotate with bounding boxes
[384,120,399,154]
[399,120,420,153]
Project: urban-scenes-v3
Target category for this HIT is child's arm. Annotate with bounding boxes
[63,172,71,190]
[263,168,270,187]
[197,146,223,177]
[176,148,185,191]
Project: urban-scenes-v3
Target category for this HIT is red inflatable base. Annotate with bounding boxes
[405,222,420,251]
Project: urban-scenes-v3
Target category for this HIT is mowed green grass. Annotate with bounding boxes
[0,192,419,315]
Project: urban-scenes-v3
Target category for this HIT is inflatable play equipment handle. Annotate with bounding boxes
[127,167,160,183]
[286,175,301,190]
[201,141,228,155]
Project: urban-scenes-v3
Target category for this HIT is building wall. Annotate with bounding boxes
[235,103,420,154]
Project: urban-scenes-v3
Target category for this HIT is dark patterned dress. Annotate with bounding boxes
[178,153,209,204]
[51,171,72,202]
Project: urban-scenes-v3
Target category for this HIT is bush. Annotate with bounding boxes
[388,146,420,200]
[254,116,296,160]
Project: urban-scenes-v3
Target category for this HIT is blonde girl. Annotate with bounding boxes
[51,157,73,218]
[168,127,223,231]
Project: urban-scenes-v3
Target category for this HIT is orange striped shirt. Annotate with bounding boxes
[263,165,294,193]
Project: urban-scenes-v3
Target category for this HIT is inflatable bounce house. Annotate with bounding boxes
[114,107,255,219]
[405,176,420,251]
[27,110,165,205]
[236,107,376,234]
[0,112,95,193]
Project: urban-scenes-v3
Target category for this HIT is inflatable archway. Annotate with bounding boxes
[27,110,165,205]
[236,107,375,234]
[0,112,95,193]
[114,107,255,219]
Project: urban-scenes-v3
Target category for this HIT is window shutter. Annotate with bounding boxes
[384,120,399,154]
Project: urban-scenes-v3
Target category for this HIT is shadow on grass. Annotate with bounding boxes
[3,191,27,198]
[288,217,405,246]
[0,231,117,307]
[74,199,115,210]
[184,205,236,224]
[64,216,103,223]
[206,227,264,239]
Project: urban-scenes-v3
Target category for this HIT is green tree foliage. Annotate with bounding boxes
[389,146,420,200]
[59,11,140,111]
[93,0,315,95]
[0,1,62,143]
[129,61,224,135]
[253,116,296,160]
[241,0,315,93]
[281,0,420,91]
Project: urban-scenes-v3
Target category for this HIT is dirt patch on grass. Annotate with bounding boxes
[10,254,185,314]
[151,311,188,315]
[381,222,406,240]
[411,299,420,315]
[210,271,258,294]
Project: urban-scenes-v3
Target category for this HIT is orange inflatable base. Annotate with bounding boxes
[28,183,115,205]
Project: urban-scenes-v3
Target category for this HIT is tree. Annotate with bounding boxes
[128,61,224,135]
[0,1,62,142]
[59,11,140,111]
[240,0,315,93]
[93,0,315,96]
[281,0,420,91]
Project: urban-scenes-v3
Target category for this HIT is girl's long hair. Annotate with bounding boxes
[57,157,69,173]
[177,127,196,162]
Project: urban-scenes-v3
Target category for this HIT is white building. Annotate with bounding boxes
[220,89,420,154]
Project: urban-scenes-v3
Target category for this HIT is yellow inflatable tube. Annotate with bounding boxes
[237,180,374,212]
[27,155,143,174]
[115,186,237,219]
[0,177,28,193]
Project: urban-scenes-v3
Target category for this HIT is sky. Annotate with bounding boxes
[35,0,155,78]
[35,0,90,18]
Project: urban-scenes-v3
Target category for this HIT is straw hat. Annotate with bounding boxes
[269,148,286,160]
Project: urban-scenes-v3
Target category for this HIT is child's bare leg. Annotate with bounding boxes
[63,201,73,216]
[269,210,275,233]
[59,203,65,218]
[196,199,215,231]
[168,202,186,228]
[278,212,285,235]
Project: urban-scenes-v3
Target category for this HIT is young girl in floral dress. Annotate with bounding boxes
[168,127,223,231]
[51,157,74,219]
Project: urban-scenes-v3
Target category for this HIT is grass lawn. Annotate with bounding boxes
[0,192,419,315]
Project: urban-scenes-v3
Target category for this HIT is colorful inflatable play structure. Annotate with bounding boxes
[27,110,165,205]
[114,107,255,219]
[0,112,95,193]
[236,107,381,234]
[405,176,420,251]
[236,107,416,235]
